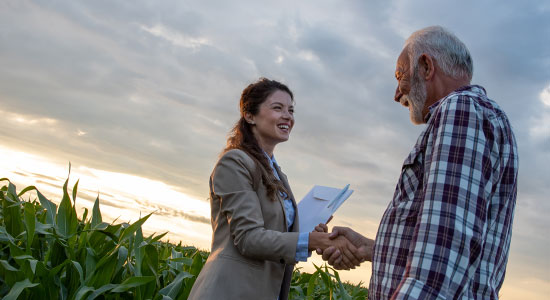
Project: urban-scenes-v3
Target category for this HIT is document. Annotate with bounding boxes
[297,184,353,233]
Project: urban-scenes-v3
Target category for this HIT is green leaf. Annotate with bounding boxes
[27,259,38,274]
[85,247,97,281]
[56,178,78,239]
[34,221,53,235]
[49,259,70,276]
[91,195,102,229]
[3,183,23,237]
[0,260,19,272]
[333,269,352,300]
[72,260,85,283]
[188,250,204,276]
[0,226,15,243]
[306,269,320,298]
[119,213,152,242]
[73,286,95,300]
[158,271,193,298]
[115,246,128,276]
[7,181,18,200]
[180,251,204,299]
[149,231,168,243]
[168,257,193,265]
[81,207,89,224]
[72,179,79,205]
[3,278,39,300]
[87,248,118,287]
[23,202,36,254]
[36,190,57,225]
[143,244,159,276]
[86,284,117,299]
[111,276,155,293]
[17,185,37,198]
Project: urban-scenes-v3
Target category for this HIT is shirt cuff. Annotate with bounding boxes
[294,232,310,262]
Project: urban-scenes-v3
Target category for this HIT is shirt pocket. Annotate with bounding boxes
[392,146,425,220]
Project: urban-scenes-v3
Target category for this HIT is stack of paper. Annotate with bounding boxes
[297,184,353,233]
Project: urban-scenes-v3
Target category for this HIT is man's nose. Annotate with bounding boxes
[394,86,402,102]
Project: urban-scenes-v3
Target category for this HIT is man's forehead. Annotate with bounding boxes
[396,47,409,67]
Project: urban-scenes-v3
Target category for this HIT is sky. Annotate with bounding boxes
[1,0,549,298]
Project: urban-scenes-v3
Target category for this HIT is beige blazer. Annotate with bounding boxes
[188,149,300,300]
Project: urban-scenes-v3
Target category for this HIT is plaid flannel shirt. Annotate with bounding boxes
[370,85,518,299]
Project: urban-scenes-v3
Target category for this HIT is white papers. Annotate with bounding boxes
[297,184,353,233]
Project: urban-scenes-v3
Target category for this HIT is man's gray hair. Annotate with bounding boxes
[405,26,473,81]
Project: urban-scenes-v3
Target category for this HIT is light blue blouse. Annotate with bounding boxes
[264,152,309,262]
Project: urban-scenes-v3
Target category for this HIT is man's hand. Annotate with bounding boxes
[317,226,374,270]
[326,235,362,269]
[308,228,362,270]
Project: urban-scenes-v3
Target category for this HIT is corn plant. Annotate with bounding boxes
[290,265,368,300]
[0,176,367,299]
[0,176,207,299]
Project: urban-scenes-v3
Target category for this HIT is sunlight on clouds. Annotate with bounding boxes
[530,85,550,139]
[196,113,225,128]
[75,166,210,218]
[141,24,210,50]
[298,50,319,62]
[0,145,212,249]
[540,84,550,107]
[7,111,57,126]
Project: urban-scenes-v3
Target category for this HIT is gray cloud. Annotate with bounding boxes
[1,0,549,295]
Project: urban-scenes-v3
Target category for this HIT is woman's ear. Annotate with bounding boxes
[244,112,255,125]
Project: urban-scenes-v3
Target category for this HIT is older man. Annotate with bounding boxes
[320,26,519,299]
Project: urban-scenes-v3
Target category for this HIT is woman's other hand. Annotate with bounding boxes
[313,216,333,253]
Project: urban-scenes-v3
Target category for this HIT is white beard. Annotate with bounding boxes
[402,65,427,125]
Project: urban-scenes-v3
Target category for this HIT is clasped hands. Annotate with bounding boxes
[310,222,373,270]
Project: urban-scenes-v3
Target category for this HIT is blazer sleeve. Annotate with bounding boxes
[212,150,299,264]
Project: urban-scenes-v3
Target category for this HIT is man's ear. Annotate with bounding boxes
[418,53,435,81]
[244,112,255,125]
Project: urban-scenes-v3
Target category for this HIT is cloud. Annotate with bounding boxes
[141,24,211,50]
[1,0,549,293]
[540,84,550,107]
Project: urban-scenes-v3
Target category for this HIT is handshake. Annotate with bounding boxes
[308,222,374,270]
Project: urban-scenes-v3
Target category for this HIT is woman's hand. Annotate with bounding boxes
[313,216,333,233]
[313,216,333,256]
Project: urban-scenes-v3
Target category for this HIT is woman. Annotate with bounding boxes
[188,78,358,300]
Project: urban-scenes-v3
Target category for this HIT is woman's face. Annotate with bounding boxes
[248,89,294,153]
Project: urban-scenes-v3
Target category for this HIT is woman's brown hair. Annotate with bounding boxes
[224,77,294,200]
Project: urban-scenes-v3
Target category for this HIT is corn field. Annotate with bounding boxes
[0,175,367,299]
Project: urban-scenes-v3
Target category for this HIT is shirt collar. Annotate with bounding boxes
[263,150,277,168]
[424,85,486,122]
